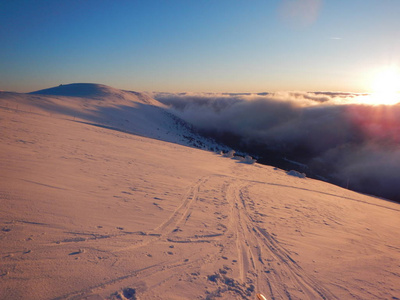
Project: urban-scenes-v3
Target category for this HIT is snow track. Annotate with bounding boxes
[52,175,336,299]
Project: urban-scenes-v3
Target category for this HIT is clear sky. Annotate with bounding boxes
[1,0,400,93]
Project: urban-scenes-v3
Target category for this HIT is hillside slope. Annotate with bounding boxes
[2,83,226,151]
[0,85,399,299]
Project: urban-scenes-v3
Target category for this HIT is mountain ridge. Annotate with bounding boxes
[30,83,160,106]
[2,83,229,153]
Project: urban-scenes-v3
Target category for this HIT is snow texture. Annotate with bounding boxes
[286,170,307,178]
[0,83,400,300]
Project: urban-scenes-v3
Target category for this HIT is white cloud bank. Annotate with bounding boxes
[155,91,400,201]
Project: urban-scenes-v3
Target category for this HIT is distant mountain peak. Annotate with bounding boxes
[29,83,159,106]
[30,83,120,98]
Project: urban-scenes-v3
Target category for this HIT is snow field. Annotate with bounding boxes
[1,85,400,299]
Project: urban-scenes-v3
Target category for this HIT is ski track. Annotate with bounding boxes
[51,174,340,300]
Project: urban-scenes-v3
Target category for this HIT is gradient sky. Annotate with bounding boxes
[1,0,400,93]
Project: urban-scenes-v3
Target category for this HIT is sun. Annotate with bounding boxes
[367,67,400,105]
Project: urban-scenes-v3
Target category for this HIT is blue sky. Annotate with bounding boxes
[1,0,400,92]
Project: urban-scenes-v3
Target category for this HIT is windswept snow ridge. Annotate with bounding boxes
[15,83,228,152]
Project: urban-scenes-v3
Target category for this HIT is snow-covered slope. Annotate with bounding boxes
[31,83,159,105]
[2,83,227,151]
[0,85,400,299]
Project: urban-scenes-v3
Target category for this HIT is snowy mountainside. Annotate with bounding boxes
[1,84,400,299]
[30,83,158,105]
[2,83,228,151]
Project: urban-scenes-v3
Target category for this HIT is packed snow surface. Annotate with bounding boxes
[1,84,400,299]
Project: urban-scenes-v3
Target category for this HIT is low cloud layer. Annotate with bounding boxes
[155,91,400,202]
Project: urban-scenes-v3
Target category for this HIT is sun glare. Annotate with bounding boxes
[367,67,400,105]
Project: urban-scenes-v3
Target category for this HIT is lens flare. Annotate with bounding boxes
[367,67,400,105]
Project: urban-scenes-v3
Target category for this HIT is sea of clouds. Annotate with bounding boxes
[154,91,400,202]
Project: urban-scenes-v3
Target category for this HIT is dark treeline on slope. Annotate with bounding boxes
[155,92,400,203]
